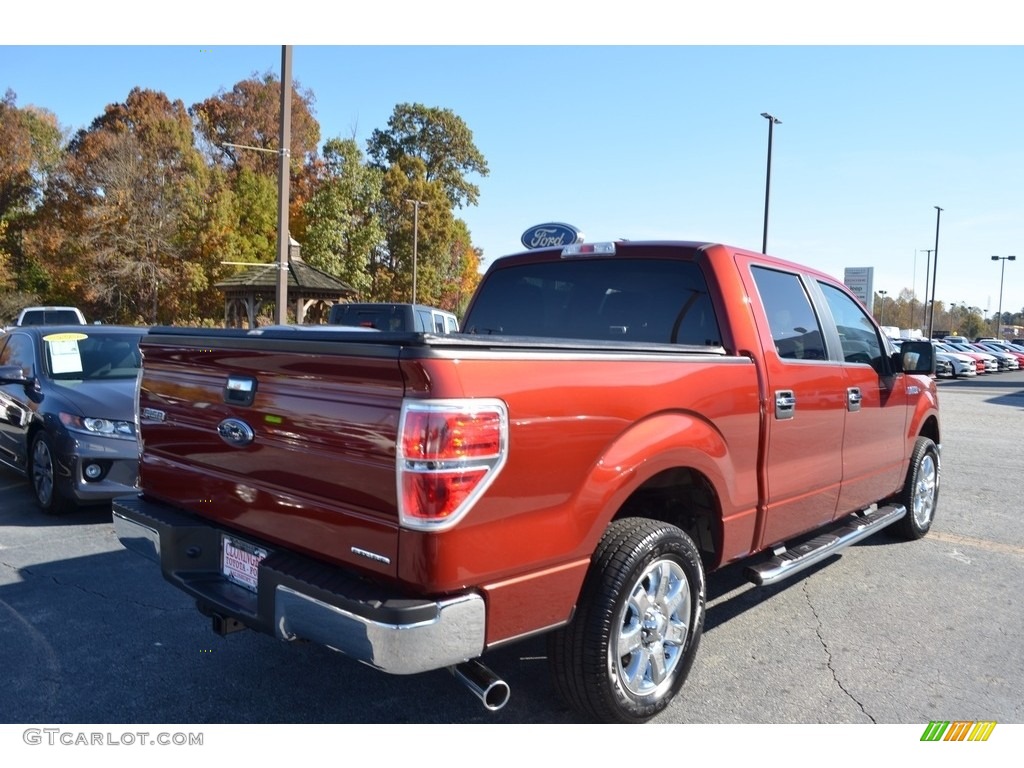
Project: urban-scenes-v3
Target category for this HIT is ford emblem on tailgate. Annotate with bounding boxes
[520,222,583,250]
[218,418,255,447]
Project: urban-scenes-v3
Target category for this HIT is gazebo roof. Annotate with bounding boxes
[215,257,357,297]
[214,239,359,327]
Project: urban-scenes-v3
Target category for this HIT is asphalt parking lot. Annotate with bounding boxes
[1,372,1022,725]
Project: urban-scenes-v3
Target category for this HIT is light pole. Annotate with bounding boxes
[927,206,942,339]
[991,255,1016,339]
[405,199,428,304]
[760,112,781,254]
[919,249,934,330]
[877,290,888,326]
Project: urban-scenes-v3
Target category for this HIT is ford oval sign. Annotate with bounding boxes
[521,222,584,250]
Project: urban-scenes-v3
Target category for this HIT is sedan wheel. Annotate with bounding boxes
[31,432,73,515]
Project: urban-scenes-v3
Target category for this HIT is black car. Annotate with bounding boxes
[0,325,145,514]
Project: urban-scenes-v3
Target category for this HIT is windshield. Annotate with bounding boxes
[43,331,144,381]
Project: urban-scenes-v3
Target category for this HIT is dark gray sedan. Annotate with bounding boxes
[0,325,145,514]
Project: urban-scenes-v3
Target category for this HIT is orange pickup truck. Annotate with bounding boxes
[113,240,939,723]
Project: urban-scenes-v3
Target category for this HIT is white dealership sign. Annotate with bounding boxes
[843,267,874,309]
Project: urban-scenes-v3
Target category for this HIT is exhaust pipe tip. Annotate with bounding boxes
[449,659,510,711]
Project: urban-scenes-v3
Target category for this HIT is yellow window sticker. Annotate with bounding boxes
[45,335,87,375]
[42,332,89,343]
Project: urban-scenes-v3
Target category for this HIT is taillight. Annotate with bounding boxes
[397,399,508,531]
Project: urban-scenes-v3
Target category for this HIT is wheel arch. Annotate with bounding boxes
[574,410,755,573]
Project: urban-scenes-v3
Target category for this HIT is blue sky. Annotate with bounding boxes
[3,15,1023,322]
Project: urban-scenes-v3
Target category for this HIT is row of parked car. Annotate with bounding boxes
[926,336,1024,378]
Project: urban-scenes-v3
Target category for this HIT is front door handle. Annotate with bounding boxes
[775,390,796,420]
[847,387,862,412]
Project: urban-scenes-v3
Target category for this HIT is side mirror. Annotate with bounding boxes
[894,340,935,375]
[0,364,30,385]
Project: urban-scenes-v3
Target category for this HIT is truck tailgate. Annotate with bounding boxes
[136,329,407,578]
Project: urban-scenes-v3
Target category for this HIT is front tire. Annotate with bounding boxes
[893,437,939,540]
[31,432,74,515]
[548,518,705,723]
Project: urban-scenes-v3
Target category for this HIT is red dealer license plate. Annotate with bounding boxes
[221,535,268,593]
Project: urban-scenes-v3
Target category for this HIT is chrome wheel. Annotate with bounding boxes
[548,518,705,723]
[912,452,937,528]
[894,437,939,540]
[614,558,691,698]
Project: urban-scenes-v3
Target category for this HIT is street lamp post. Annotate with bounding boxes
[405,199,428,304]
[760,112,781,254]
[991,255,1016,339]
[921,249,937,327]
[919,249,934,330]
[927,206,942,339]
[878,290,888,326]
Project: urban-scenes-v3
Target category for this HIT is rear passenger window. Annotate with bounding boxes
[818,282,884,371]
[751,267,827,361]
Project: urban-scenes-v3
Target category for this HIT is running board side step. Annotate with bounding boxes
[745,504,907,587]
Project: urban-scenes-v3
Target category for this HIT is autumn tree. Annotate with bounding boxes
[32,88,209,323]
[436,219,482,314]
[191,72,320,176]
[300,137,384,297]
[0,89,65,296]
[367,103,489,210]
[189,72,322,296]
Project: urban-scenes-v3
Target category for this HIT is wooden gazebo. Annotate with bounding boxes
[216,239,357,328]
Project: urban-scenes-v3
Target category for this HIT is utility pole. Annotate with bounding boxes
[274,45,293,325]
[405,199,428,304]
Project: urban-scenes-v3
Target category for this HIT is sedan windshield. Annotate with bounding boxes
[43,331,144,381]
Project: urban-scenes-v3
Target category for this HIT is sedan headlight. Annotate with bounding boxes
[59,412,137,439]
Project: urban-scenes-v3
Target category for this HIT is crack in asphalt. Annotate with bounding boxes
[802,580,877,724]
[8,562,189,613]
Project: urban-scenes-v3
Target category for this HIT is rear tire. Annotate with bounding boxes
[893,437,939,540]
[548,518,705,723]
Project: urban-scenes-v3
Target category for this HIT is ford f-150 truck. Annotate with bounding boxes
[113,240,939,723]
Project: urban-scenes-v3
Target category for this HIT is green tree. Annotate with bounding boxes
[300,138,384,297]
[373,156,469,307]
[367,103,489,209]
